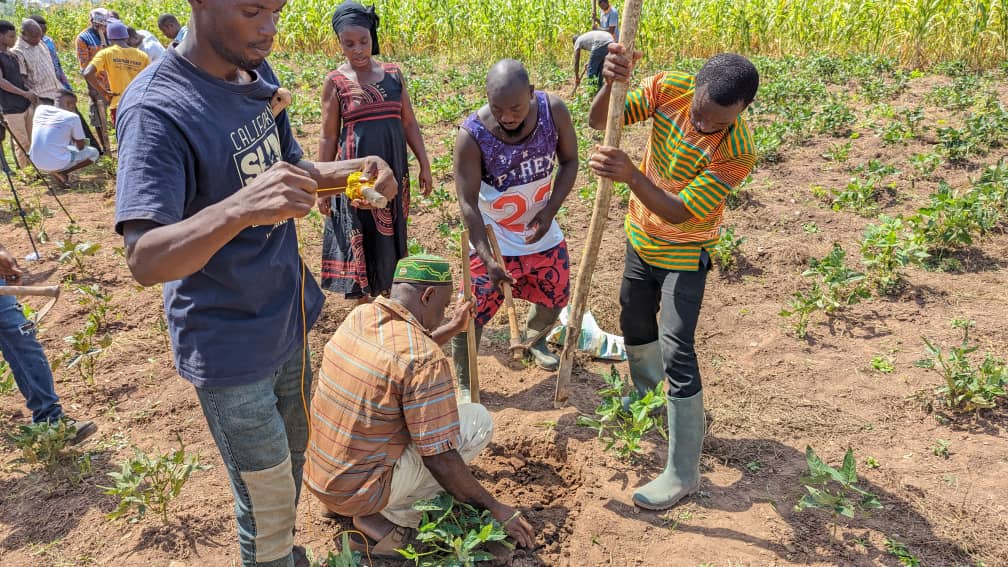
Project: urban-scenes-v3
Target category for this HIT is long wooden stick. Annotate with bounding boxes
[460,229,480,403]
[555,0,643,408]
[484,226,522,360]
[0,285,60,297]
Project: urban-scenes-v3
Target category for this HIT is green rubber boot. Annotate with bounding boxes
[622,341,663,410]
[626,341,663,397]
[632,390,705,510]
[525,305,562,371]
[451,326,483,404]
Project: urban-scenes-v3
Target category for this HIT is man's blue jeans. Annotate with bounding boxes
[195,346,311,567]
[0,287,63,422]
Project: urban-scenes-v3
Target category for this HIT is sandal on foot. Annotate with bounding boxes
[346,525,418,558]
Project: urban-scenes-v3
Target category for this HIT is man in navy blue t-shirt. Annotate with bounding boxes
[113,2,395,565]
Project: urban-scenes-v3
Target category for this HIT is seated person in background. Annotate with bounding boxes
[306,254,535,558]
[83,21,150,126]
[128,27,165,63]
[157,14,188,47]
[29,90,99,184]
[572,30,614,94]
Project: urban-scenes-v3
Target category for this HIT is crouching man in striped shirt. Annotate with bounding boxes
[305,255,535,557]
[588,47,759,511]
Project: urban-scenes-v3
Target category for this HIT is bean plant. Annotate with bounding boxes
[578,366,667,461]
[104,435,209,524]
[780,244,870,338]
[915,319,1007,413]
[397,492,512,566]
[795,446,882,538]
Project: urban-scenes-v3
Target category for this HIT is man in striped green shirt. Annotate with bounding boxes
[588,46,759,511]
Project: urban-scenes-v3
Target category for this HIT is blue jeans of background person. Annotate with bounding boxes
[195,346,311,567]
[0,283,63,422]
[619,241,710,398]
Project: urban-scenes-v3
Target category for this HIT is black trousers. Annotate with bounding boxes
[619,240,710,398]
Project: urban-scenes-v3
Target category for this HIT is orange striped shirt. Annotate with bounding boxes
[623,71,755,270]
[305,297,461,517]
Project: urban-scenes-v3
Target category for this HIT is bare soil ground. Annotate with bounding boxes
[1,62,1006,567]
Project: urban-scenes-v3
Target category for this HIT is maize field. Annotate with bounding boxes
[13,0,1008,68]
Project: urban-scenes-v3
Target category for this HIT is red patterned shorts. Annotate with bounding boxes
[467,241,570,326]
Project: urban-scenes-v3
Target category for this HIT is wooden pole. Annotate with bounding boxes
[555,0,643,408]
[484,226,522,360]
[0,285,60,297]
[460,229,480,403]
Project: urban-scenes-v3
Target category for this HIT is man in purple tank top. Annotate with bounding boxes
[452,59,579,401]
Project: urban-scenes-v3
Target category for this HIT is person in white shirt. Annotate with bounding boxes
[29,90,99,184]
[572,30,614,95]
[128,28,165,63]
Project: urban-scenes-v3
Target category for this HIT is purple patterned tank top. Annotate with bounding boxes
[461,91,564,256]
[461,91,558,193]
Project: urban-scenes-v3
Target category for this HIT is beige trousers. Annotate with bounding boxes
[380,403,494,527]
[4,108,32,168]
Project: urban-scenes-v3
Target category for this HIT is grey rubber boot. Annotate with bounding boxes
[525,305,561,371]
[632,390,705,510]
[622,341,664,410]
[625,341,663,397]
[451,325,483,403]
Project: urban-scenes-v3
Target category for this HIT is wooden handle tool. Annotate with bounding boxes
[460,229,480,403]
[485,226,523,360]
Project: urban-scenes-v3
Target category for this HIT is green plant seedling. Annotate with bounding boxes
[871,356,895,374]
[0,360,14,395]
[7,418,77,468]
[309,533,363,566]
[103,434,209,524]
[822,141,852,163]
[577,366,667,461]
[779,244,870,338]
[396,492,512,566]
[55,225,101,277]
[794,446,882,538]
[931,439,951,459]
[830,176,880,217]
[711,226,746,271]
[864,456,881,469]
[915,319,1007,413]
[885,538,920,566]
[860,215,929,295]
[802,222,820,234]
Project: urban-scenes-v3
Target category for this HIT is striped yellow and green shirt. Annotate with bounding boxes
[623,71,756,271]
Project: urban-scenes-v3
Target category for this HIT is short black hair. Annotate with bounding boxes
[57,89,77,101]
[28,15,46,27]
[158,14,179,27]
[0,20,14,35]
[695,53,760,107]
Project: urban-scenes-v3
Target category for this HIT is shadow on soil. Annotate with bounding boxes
[601,436,973,566]
[0,444,116,555]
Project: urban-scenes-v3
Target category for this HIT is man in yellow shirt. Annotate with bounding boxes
[83,21,149,127]
[588,45,759,511]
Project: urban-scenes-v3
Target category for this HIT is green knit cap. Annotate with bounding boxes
[393,254,453,285]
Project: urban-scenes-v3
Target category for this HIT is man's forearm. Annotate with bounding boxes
[589,82,612,130]
[425,451,501,514]
[459,201,494,263]
[126,200,249,286]
[0,78,28,98]
[627,170,693,224]
[545,161,578,217]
